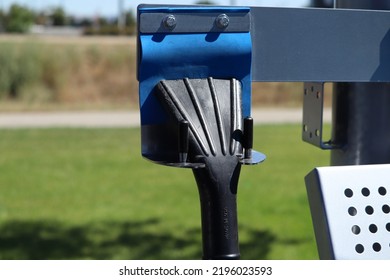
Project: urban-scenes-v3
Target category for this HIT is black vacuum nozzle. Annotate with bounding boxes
[152,77,265,259]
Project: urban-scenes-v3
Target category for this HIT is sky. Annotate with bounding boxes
[0,0,311,17]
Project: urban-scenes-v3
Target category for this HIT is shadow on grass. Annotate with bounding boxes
[0,219,302,260]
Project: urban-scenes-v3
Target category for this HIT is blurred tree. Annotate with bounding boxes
[68,16,78,27]
[50,7,67,26]
[80,18,93,28]
[195,1,215,4]
[125,10,136,27]
[5,4,34,33]
[84,10,135,36]
[34,11,48,25]
[0,9,4,32]
[96,16,109,28]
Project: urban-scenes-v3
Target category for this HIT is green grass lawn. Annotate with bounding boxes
[0,125,329,260]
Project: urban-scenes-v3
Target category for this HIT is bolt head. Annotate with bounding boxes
[216,14,229,29]
[163,14,177,30]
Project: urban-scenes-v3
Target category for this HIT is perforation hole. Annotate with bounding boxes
[344,188,353,198]
[361,187,370,197]
[348,207,357,216]
[352,225,361,235]
[379,186,387,196]
[330,183,390,257]
[373,242,382,252]
[355,244,364,254]
[365,206,374,215]
[369,224,378,233]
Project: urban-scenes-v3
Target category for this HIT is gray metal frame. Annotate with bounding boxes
[250,7,390,82]
[137,6,390,82]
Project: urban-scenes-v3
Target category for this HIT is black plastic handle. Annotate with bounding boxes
[243,117,253,159]
[243,117,253,149]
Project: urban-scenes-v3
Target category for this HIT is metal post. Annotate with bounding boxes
[118,0,125,30]
[330,0,390,166]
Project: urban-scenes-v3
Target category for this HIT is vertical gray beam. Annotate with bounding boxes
[249,7,390,82]
[330,0,390,166]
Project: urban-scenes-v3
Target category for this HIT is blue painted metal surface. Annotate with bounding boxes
[137,6,252,126]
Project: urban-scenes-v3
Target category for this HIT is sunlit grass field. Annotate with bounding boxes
[0,125,330,259]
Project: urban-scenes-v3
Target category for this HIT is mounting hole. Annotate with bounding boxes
[369,224,378,233]
[386,223,390,232]
[361,187,370,197]
[348,207,357,216]
[365,206,374,215]
[382,204,390,214]
[355,244,364,254]
[303,124,308,132]
[373,243,382,252]
[352,225,361,235]
[344,188,353,198]
[379,186,387,196]
[315,129,320,137]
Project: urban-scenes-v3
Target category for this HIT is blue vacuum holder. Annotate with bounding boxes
[137,5,265,259]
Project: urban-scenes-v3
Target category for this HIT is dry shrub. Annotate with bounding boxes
[0,37,331,110]
[0,39,138,109]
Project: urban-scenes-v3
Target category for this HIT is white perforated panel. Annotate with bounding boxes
[306,164,390,260]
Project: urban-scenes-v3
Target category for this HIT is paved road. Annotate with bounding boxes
[0,108,331,128]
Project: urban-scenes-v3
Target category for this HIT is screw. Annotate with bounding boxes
[215,14,230,29]
[163,14,176,30]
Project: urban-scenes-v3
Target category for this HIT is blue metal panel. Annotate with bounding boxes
[138,6,252,125]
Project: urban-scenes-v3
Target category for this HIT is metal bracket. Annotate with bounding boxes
[302,83,338,150]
